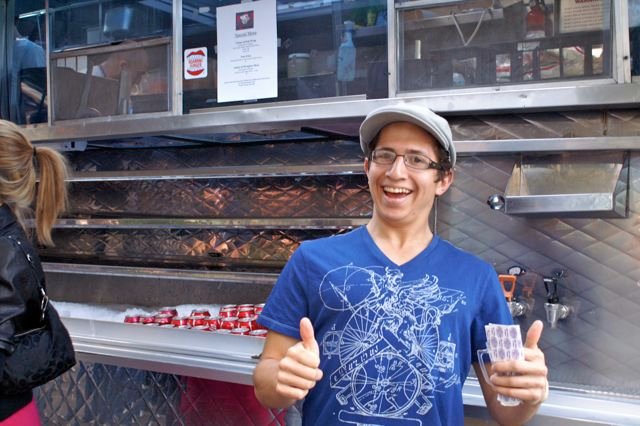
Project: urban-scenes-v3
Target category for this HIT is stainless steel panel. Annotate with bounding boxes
[502,152,628,217]
[506,193,621,216]
[439,152,640,398]
[35,362,286,425]
[67,176,371,219]
[40,137,640,401]
[51,217,369,229]
[62,317,263,384]
[21,91,640,143]
[43,263,278,306]
[45,228,341,265]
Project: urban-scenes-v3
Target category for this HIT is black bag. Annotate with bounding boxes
[0,287,76,395]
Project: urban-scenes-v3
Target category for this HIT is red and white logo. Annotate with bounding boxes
[184,47,208,80]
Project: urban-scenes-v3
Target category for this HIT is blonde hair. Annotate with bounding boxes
[0,120,68,246]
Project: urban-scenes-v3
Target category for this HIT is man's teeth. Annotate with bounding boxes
[384,187,411,194]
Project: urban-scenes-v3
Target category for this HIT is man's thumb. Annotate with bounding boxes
[300,317,319,354]
[524,319,544,348]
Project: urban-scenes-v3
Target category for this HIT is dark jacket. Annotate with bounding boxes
[0,204,44,419]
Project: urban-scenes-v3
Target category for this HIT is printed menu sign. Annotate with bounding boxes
[559,0,610,33]
[216,0,277,102]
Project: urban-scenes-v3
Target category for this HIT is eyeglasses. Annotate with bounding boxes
[371,148,444,171]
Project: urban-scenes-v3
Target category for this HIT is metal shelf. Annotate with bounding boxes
[66,163,364,182]
[24,91,640,144]
[49,217,369,230]
[62,317,263,385]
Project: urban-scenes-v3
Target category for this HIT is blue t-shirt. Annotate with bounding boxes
[259,227,512,426]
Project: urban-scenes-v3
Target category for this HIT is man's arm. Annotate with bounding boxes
[475,320,549,425]
[253,318,323,409]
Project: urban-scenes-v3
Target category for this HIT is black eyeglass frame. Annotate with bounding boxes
[370,148,445,171]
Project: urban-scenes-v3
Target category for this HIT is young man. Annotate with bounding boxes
[254,103,548,425]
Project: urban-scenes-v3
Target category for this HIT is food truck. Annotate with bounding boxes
[1,0,639,423]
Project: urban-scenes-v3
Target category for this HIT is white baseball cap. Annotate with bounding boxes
[359,103,456,167]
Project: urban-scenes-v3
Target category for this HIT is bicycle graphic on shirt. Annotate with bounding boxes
[319,265,465,425]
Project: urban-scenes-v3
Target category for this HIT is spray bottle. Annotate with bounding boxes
[337,21,356,81]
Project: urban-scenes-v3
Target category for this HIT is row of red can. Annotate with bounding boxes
[188,304,265,319]
[123,304,267,337]
[123,316,267,338]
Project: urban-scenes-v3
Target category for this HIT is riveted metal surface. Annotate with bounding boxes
[34,363,286,426]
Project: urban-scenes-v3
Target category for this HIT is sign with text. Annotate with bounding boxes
[559,0,610,33]
[216,0,277,102]
[184,47,208,80]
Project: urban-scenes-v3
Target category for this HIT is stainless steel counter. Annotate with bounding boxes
[64,317,263,385]
[62,316,640,425]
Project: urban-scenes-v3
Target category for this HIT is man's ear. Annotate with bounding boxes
[435,170,454,196]
[364,157,370,175]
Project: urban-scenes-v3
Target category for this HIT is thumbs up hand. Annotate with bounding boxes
[275,317,324,401]
[489,320,549,406]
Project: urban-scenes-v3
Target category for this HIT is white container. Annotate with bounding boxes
[287,53,311,78]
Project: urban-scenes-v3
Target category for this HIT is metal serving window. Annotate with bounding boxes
[181,0,389,113]
[395,0,612,92]
[49,38,172,122]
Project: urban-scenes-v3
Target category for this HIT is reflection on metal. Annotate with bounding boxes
[66,176,371,220]
[502,151,629,217]
[463,378,640,425]
[61,317,263,385]
[455,137,640,154]
[23,88,640,143]
[403,8,504,32]
[42,262,279,286]
[49,217,369,229]
[68,163,363,182]
[49,36,171,59]
[47,228,338,265]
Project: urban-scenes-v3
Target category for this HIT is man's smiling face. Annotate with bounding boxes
[365,122,453,229]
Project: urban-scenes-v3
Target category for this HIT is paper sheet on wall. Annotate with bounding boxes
[216,0,278,103]
[559,0,610,33]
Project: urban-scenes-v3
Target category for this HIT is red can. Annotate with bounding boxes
[254,303,265,315]
[230,327,250,335]
[207,316,220,330]
[191,309,211,317]
[124,315,141,324]
[154,313,173,325]
[248,329,267,338]
[220,317,238,330]
[219,305,237,318]
[140,315,156,325]
[237,316,259,331]
[238,303,254,310]
[171,316,190,327]
[237,307,255,319]
[158,307,178,317]
[189,315,209,327]
[219,310,234,318]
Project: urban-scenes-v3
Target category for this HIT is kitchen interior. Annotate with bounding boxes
[2,0,640,424]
